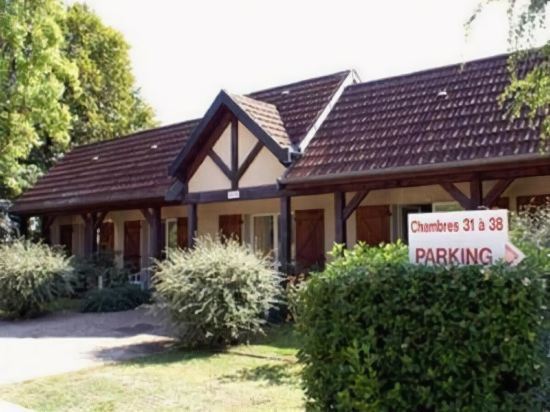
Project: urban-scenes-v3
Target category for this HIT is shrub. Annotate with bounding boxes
[0,239,74,318]
[73,251,129,294]
[153,235,282,348]
[81,284,150,313]
[297,242,549,411]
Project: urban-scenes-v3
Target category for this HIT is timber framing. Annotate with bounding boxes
[168,90,290,179]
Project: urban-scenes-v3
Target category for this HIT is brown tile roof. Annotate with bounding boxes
[11,120,199,213]
[249,70,351,145]
[284,53,546,181]
[12,71,349,214]
[230,93,291,148]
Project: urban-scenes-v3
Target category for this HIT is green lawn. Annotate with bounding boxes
[0,325,305,412]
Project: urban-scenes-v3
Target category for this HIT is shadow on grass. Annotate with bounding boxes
[220,363,300,386]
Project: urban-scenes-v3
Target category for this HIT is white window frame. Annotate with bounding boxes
[249,213,279,261]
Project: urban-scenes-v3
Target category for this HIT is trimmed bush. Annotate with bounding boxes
[153,235,282,347]
[81,284,150,313]
[297,242,549,411]
[0,239,74,318]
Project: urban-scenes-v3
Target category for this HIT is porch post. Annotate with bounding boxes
[82,213,94,257]
[279,196,292,275]
[149,207,162,259]
[40,216,53,245]
[334,191,347,245]
[18,215,28,238]
[187,203,198,248]
[469,177,482,210]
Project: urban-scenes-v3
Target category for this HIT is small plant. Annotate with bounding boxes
[73,251,129,294]
[80,284,150,313]
[153,235,282,348]
[0,239,74,318]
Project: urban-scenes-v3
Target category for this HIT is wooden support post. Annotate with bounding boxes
[279,196,292,275]
[231,118,238,189]
[334,191,346,245]
[440,183,471,210]
[40,216,54,245]
[18,215,28,238]
[483,179,513,208]
[469,177,482,210]
[187,203,198,248]
[142,207,161,259]
[82,213,94,257]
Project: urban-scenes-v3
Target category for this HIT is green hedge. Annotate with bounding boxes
[297,242,549,411]
[81,284,150,313]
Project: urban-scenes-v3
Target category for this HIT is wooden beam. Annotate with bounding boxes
[483,179,514,208]
[334,192,346,245]
[149,207,162,260]
[231,119,238,189]
[343,190,370,221]
[93,211,107,230]
[208,149,232,180]
[18,216,28,238]
[278,196,291,275]
[183,184,279,204]
[187,203,198,248]
[237,141,263,181]
[440,183,471,210]
[81,213,94,257]
[469,177,482,210]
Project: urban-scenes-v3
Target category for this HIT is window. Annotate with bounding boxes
[165,218,178,251]
[250,214,278,259]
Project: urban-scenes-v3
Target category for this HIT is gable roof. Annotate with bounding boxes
[12,70,350,215]
[167,90,292,178]
[283,53,547,184]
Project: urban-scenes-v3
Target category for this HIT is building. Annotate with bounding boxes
[11,52,550,282]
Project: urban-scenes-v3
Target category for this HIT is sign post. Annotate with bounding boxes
[408,210,523,266]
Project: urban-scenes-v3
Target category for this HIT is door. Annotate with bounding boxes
[219,214,242,242]
[124,221,141,272]
[356,205,391,246]
[295,209,325,272]
[177,217,188,249]
[59,224,73,255]
[99,222,114,253]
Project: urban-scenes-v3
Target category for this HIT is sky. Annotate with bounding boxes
[66,0,549,126]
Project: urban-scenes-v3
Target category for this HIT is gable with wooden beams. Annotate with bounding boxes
[168,90,293,202]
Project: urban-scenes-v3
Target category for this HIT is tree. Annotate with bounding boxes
[0,2,157,198]
[0,0,78,198]
[469,0,549,140]
[62,4,156,147]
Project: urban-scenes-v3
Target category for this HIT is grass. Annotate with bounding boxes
[0,324,305,412]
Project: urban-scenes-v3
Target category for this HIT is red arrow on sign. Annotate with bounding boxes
[505,242,525,266]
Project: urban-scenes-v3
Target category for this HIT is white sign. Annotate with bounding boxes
[227,190,240,200]
[408,210,512,265]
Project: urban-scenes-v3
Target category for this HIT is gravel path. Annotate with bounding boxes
[0,306,175,385]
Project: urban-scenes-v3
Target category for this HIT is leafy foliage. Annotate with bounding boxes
[62,4,156,147]
[0,0,78,197]
[153,235,282,348]
[0,1,156,198]
[0,239,74,318]
[469,0,550,140]
[0,200,17,243]
[80,284,150,313]
[296,242,549,411]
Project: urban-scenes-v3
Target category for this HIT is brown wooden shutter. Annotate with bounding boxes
[124,221,141,271]
[177,217,188,249]
[295,209,325,272]
[59,224,73,255]
[219,214,242,243]
[99,222,114,252]
[356,205,391,246]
